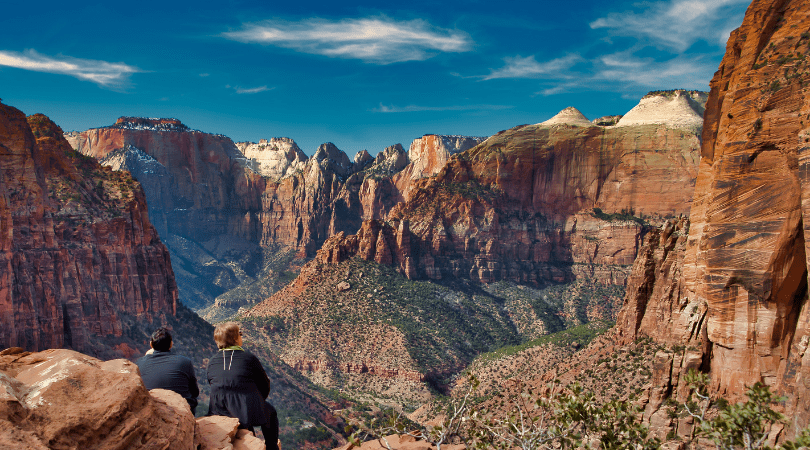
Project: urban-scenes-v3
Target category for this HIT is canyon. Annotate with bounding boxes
[240,91,705,399]
[0,102,347,447]
[66,124,484,315]
[456,0,810,440]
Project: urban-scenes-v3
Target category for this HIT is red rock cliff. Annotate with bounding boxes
[615,0,810,433]
[320,122,700,287]
[0,102,177,355]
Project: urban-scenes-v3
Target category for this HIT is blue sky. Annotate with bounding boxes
[2,0,749,157]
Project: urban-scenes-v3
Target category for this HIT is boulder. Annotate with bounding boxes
[195,415,267,450]
[0,348,195,450]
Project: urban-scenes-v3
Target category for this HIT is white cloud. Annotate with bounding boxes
[483,54,582,80]
[480,0,748,96]
[0,49,139,88]
[374,103,510,113]
[222,17,471,64]
[590,0,749,52]
[594,52,716,88]
[233,85,273,94]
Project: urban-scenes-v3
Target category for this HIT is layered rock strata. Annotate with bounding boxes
[318,121,701,286]
[243,106,704,395]
[614,0,810,434]
[67,122,489,311]
[0,103,177,354]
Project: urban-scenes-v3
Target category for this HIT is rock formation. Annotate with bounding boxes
[236,137,308,180]
[0,102,177,355]
[0,347,269,450]
[540,106,594,127]
[318,119,701,286]
[242,98,705,397]
[613,0,810,435]
[0,347,195,450]
[67,122,489,312]
[614,90,707,131]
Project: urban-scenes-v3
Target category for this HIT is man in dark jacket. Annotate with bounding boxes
[136,327,199,414]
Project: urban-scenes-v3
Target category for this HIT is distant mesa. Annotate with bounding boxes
[113,116,190,132]
[539,107,593,127]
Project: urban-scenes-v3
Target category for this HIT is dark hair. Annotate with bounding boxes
[150,327,172,352]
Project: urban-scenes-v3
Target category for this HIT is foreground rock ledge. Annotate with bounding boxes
[0,348,263,450]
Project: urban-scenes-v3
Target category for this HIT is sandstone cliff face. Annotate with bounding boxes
[236,137,308,180]
[244,106,704,398]
[0,103,177,355]
[67,123,488,312]
[319,121,701,287]
[613,0,810,433]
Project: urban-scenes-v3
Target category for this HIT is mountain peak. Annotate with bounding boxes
[539,107,592,127]
[614,90,707,130]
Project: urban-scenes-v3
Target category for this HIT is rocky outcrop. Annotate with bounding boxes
[195,416,265,450]
[0,103,177,355]
[0,348,268,450]
[612,0,810,434]
[0,347,195,450]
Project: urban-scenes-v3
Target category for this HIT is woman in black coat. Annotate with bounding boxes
[207,322,279,450]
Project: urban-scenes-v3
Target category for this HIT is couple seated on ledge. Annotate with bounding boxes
[136,323,280,450]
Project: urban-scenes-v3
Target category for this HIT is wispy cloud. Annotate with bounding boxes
[590,0,749,51]
[594,52,715,88]
[481,0,747,96]
[483,54,582,80]
[233,85,273,94]
[374,103,510,113]
[222,17,471,64]
[0,49,139,88]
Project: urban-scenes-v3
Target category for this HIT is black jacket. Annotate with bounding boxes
[136,350,199,413]
[206,347,272,426]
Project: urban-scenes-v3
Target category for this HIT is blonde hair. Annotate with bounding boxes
[214,322,240,349]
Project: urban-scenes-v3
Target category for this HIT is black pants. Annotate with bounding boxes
[238,401,279,450]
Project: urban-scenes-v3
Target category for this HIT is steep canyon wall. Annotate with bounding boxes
[615,0,810,432]
[0,103,177,356]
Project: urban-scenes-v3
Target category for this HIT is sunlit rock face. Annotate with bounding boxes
[236,137,308,181]
[0,348,196,450]
[614,0,810,434]
[66,120,491,310]
[319,119,701,288]
[0,103,177,354]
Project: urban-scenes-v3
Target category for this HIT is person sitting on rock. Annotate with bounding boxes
[136,327,199,414]
[206,322,280,450]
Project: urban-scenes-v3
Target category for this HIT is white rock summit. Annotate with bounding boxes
[614,90,707,131]
[236,138,308,180]
[539,107,593,127]
[537,90,708,131]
